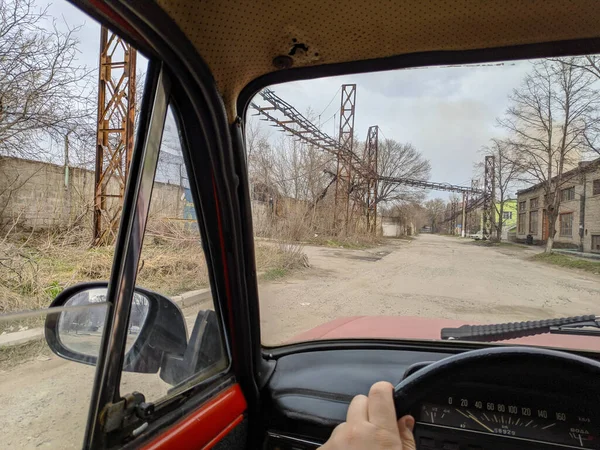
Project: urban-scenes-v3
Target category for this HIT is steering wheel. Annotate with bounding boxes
[393,346,600,419]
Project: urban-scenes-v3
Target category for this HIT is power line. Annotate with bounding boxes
[317,87,341,122]
[378,127,389,143]
[319,110,337,128]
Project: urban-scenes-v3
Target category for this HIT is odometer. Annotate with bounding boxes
[419,396,599,449]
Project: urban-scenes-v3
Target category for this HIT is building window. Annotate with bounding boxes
[518,212,526,234]
[502,211,513,220]
[593,179,600,196]
[519,201,526,211]
[529,210,538,235]
[530,197,539,209]
[592,235,600,253]
[559,213,573,237]
[561,187,575,201]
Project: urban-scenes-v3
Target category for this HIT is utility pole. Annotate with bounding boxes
[64,132,70,189]
[334,84,356,234]
[93,27,137,245]
[482,156,496,240]
[461,192,467,237]
[450,199,457,234]
[469,179,478,234]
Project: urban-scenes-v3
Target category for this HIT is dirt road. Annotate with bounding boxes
[2,234,599,448]
[259,234,600,343]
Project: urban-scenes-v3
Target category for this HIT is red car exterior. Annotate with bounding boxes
[292,316,600,352]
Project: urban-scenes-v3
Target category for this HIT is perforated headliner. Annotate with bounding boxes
[155,0,600,119]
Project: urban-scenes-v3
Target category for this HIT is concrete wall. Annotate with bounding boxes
[516,165,600,252]
[0,156,184,230]
[381,216,414,237]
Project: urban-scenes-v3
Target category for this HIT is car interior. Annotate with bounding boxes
[25,0,600,449]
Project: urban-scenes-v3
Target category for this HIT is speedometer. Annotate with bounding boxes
[419,395,599,449]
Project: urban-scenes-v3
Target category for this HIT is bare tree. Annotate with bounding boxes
[499,58,599,252]
[376,138,431,206]
[424,198,446,233]
[0,0,94,162]
[248,115,334,204]
[444,193,461,235]
[245,114,271,163]
[480,139,521,240]
[552,56,600,156]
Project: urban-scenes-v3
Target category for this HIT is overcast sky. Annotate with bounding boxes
[46,0,532,199]
[252,62,532,199]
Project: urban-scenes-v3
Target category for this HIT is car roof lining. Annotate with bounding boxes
[154,0,600,121]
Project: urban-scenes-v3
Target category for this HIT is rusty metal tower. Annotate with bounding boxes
[334,84,356,232]
[363,126,379,234]
[93,27,137,245]
[482,155,496,240]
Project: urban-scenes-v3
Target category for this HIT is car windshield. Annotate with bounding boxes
[247,56,600,351]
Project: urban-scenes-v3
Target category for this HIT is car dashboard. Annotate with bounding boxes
[261,348,600,450]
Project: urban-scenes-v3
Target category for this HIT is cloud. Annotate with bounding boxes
[260,62,531,199]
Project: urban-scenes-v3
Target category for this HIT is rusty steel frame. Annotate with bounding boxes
[482,155,496,240]
[444,193,486,225]
[334,84,357,232]
[93,27,137,245]
[363,125,379,234]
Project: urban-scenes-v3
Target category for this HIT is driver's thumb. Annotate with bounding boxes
[397,415,416,450]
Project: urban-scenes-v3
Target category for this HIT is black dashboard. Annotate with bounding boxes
[261,347,600,450]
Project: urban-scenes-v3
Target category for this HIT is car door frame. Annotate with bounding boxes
[64,0,262,448]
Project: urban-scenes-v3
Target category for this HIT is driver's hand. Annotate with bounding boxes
[319,381,416,450]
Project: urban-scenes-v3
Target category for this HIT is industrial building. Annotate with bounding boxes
[516,158,600,253]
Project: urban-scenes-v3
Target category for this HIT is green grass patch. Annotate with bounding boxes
[261,267,288,281]
[530,252,600,275]
[324,239,367,249]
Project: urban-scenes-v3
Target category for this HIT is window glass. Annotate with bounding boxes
[561,187,575,202]
[530,197,539,209]
[529,211,538,234]
[593,179,600,195]
[247,55,600,350]
[0,0,145,446]
[517,212,526,234]
[559,213,573,237]
[592,235,600,252]
[119,106,227,404]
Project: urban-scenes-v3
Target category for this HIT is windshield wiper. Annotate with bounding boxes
[441,315,600,342]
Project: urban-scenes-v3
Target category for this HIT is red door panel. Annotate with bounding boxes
[142,384,247,450]
[542,210,549,240]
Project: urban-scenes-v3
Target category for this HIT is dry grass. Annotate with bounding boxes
[0,339,50,371]
[0,221,309,315]
[255,240,309,273]
[531,252,600,275]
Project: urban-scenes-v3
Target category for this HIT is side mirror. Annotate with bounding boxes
[45,282,188,375]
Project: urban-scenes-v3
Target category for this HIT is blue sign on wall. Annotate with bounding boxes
[183,188,196,221]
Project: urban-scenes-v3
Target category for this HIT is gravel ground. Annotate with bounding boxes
[1,234,599,448]
[259,234,600,344]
